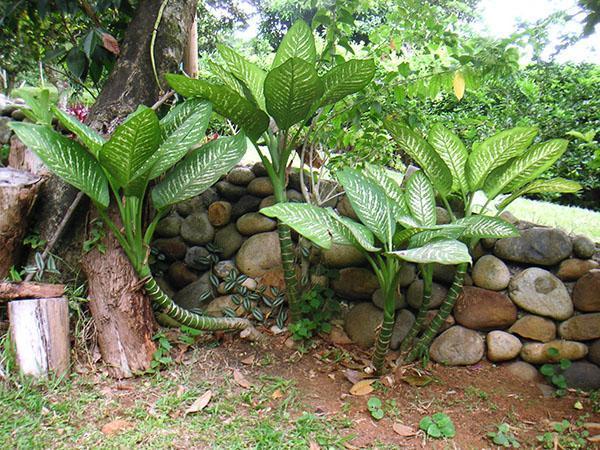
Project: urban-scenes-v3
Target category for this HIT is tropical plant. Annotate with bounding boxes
[419,412,456,439]
[9,87,261,337]
[165,19,376,322]
[385,121,581,362]
[261,164,478,373]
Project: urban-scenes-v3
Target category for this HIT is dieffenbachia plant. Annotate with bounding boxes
[164,20,376,322]
[385,121,581,362]
[10,98,261,338]
[262,164,479,374]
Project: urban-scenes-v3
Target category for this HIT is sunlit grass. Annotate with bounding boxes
[507,198,600,242]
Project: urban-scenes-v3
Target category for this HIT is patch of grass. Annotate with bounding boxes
[507,198,600,242]
[0,356,354,449]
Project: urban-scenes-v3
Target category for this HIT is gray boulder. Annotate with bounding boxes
[509,315,556,342]
[213,223,244,259]
[331,267,379,300]
[236,212,277,235]
[430,326,485,366]
[0,117,13,145]
[173,273,213,310]
[520,340,588,364]
[563,361,600,390]
[155,214,182,238]
[227,166,256,186]
[572,235,596,259]
[321,244,366,268]
[231,195,262,219]
[236,231,282,277]
[184,246,210,271]
[247,177,274,197]
[216,180,246,200]
[494,227,572,266]
[180,212,215,245]
[558,313,600,341]
[486,330,522,362]
[344,303,383,348]
[372,287,406,310]
[472,255,510,291]
[390,309,416,350]
[407,280,448,309]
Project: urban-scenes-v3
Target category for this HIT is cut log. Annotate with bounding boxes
[0,282,65,300]
[0,168,43,278]
[8,297,70,378]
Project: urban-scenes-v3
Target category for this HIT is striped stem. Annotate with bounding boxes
[277,222,299,321]
[400,264,433,353]
[406,262,467,363]
[372,257,400,374]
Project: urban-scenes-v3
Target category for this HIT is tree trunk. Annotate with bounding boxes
[8,297,70,378]
[0,168,43,278]
[81,0,197,378]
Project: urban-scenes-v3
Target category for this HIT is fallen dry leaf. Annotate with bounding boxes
[349,379,375,396]
[393,422,416,437]
[101,419,132,436]
[185,390,212,415]
[309,440,321,450]
[401,375,433,387]
[271,389,283,399]
[343,369,366,385]
[176,385,186,398]
[241,355,255,365]
[329,327,353,345]
[233,369,251,389]
[101,33,120,55]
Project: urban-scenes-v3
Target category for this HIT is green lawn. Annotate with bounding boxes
[506,198,600,243]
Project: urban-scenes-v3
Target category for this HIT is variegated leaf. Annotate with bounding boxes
[272,20,316,67]
[166,74,269,141]
[264,58,323,130]
[408,225,465,249]
[497,178,581,210]
[388,240,472,265]
[100,106,160,187]
[483,139,568,199]
[207,61,247,97]
[384,119,453,196]
[455,215,519,239]
[152,133,246,211]
[51,106,104,156]
[466,126,538,190]
[261,203,334,249]
[405,171,436,227]
[337,169,395,244]
[328,211,380,252]
[363,163,408,214]
[319,59,376,107]
[428,124,468,195]
[10,122,109,207]
[217,44,266,110]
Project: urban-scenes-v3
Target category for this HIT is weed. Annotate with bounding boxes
[289,285,339,341]
[539,347,571,396]
[82,219,106,254]
[488,423,521,448]
[419,412,456,439]
[536,419,589,449]
[367,396,384,420]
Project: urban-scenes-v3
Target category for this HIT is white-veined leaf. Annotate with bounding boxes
[319,59,375,107]
[272,20,316,67]
[466,126,538,190]
[207,61,247,98]
[152,133,246,211]
[51,106,104,156]
[384,119,453,196]
[388,240,472,265]
[10,122,109,207]
[261,203,334,249]
[337,168,395,244]
[497,178,581,210]
[405,171,436,227]
[217,44,266,110]
[99,106,160,187]
[328,211,380,252]
[408,225,465,248]
[428,124,468,195]
[483,139,568,199]
[363,163,408,215]
[264,57,323,130]
[455,215,519,239]
[166,74,269,141]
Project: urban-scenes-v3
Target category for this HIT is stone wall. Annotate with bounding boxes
[150,165,599,390]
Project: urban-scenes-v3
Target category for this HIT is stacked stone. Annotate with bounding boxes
[0,97,26,148]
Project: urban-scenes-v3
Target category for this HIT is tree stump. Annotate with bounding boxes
[8,297,70,378]
[0,167,43,278]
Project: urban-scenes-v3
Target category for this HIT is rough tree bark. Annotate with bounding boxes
[0,168,43,278]
[82,0,197,378]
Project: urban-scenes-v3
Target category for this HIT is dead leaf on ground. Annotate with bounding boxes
[309,440,321,450]
[176,385,186,398]
[241,354,255,365]
[349,379,375,396]
[329,327,353,345]
[393,422,416,437]
[101,419,133,436]
[271,389,283,399]
[343,369,367,385]
[233,369,252,389]
[185,390,212,415]
[402,375,434,387]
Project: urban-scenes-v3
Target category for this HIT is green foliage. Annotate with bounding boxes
[419,412,456,439]
[539,347,572,396]
[147,331,173,374]
[487,423,521,448]
[289,285,339,341]
[536,419,589,449]
[367,397,384,420]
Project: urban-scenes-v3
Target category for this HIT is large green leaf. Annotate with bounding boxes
[497,178,582,210]
[384,119,453,196]
[466,126,538,190]
[319,59,376,107]
[408,226,465,249]
[483,139,568,199]
[166,74,269,141]
[10,123,109,207]
[261,203,334,249]
[152,133,247,211]
[328,211,380,252]
[99,106,159,187]
[264,57,323,130]
[217,44,266,110]
[363,163,407,214]
[272,20,316,68]
[428,124,468,195]
[388,240,472,265]
[51,106,104,156]
[455,215,519,239]
[207,60,247,98]
[337,168,395,244]
[405,171,436,227]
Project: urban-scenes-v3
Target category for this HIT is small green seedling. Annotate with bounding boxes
[536,419,589,449]
[540,347,571,396]
[419,412,456,439]
[367,397,384,420]
[487,423,521,448]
